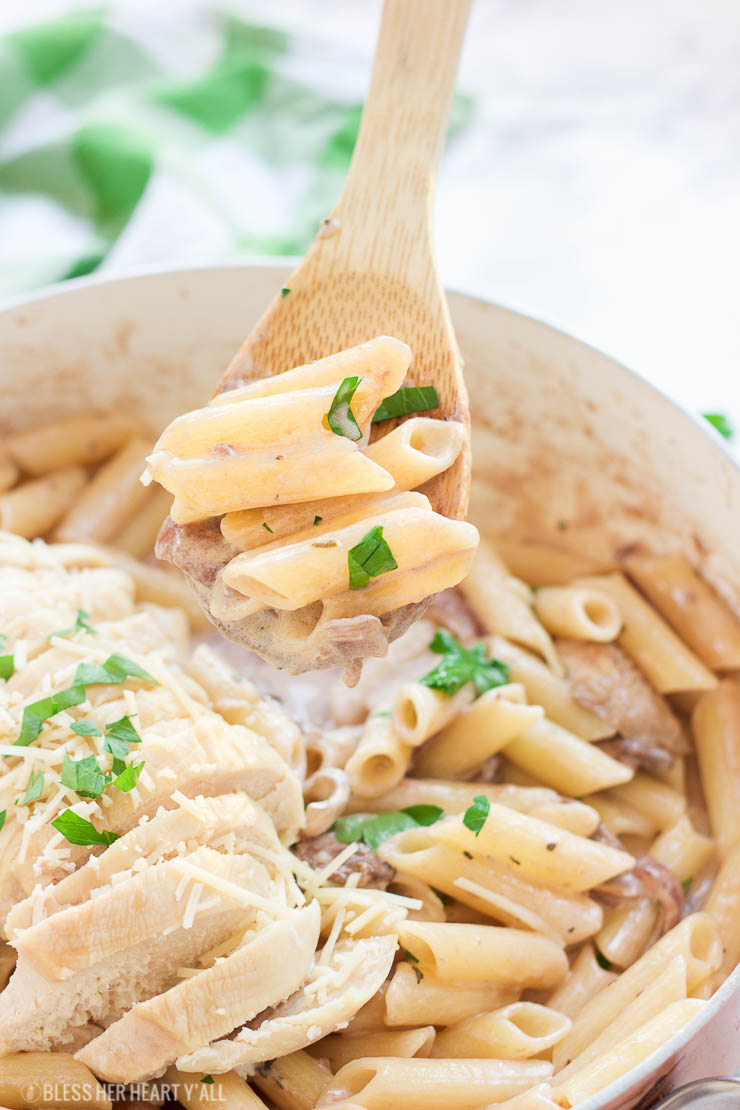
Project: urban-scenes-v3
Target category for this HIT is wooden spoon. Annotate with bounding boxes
[157,0,473,678]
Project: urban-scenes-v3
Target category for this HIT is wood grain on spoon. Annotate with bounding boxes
[157,0,473,678]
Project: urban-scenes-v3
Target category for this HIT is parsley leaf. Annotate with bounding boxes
[112,760,145,793]
[420,631,509,697]
[326,376,363,441]
[61,754,108,800]
[74,653,158,688]
[372,385,439,423]
[104,716,142,775]
[15,684,86,747]
[19,769,44,807]
[313,515,323,526]
[0,655,14,681]
[50,810,120,847]
[462,794,490,837]
[347,525,398,590]
[0,810,5,832]
[681,877,692,895]
[702,412,734,440]
[262,522,274,534]
[70,721,103,738]
[49,608,96,639]
[280,287,290,298]
[595,949,613,971]
[334,805,444,853]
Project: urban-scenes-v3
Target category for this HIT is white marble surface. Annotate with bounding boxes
[3,0,740,432]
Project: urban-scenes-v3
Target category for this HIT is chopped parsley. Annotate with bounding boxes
[19,769,44,807]
[280,287,290,298]
[595,949,613,971]
[49,608,96,639]
[74,653,158,687]
[347,525,398,589]
[313,515,323,526]
[51,810,120,847]
[70,721,103,738]
[0,654,14,681]
[462,794,490,837]
[419,630,509,697]
[0,810,5,832]
[372,385,439,423]
[326,376,363,441]
[702,412,734,440]
[334,804,444,853]
[61,754,108,799]
[16,684,87,747]
[104,716,142,775]
[262,522,274,534]
[112,760,145,793]
[681,877,692,895]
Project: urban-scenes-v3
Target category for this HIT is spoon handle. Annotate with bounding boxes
[331,0,472,278]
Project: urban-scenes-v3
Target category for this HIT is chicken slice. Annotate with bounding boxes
[557,639,687,755]
[0,857,261,1053]
[77,902,320,1082]
[177,934,397,1073]
[15,714,304,900]
[6,792,289,938]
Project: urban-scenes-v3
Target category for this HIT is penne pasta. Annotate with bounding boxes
[250,1050,332,1110]
[431,1002,571,1060]
[704,842,740,982]
[5,412,136,475]
[384,962,519,1028]
[321,548,476,621]
[345,779,599,837]
[493,540,614,587]
[552,999,705,1106]
[595,900,658,970]
[54,438,152,543]
[316,1057,554,1109]
[223,507,478,611]
[503,717,633,796]
[554,956,687,1083]
[393,683,474,748]
[608,772,687,831]
[624,552,740,671]
[389,875,447,922]
[575,573,717,693]
[692,680,740,859]
[164,1067,269,1109]
[587,795,656,840]
[212,335,411,404]
[412,684,543,778]
[649,815,714,883]
[433,809,632,893]
[220,419,465,551]
[378,833,603,945]
[546,943,617,1018]
[0,467,87,538]
[493,1083,562,1110]
[345,716,413,798]
[0,1052,111,1109]
[111,484,172,558]
[395,921,568,989]
[0,452,19,493]
[533,586,622,643]
[461,541,561,674]
[487,638,613,740]
[552,914,721,1069]
[314,1027,435,1071]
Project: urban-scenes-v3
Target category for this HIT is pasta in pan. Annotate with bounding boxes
[0,399,739,1110]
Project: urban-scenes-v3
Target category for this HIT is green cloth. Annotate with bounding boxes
[0,8,472,297]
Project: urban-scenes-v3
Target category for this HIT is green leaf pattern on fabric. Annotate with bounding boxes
[0,10,473,294]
